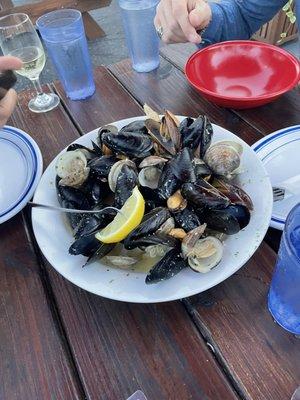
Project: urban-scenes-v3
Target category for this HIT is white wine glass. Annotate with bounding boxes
[0,13,60,113]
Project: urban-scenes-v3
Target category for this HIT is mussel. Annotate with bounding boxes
[120,120,148,135]
[212,178,253,210]
[114,164,138,208]
[197,204,250,235]
[101,131,153,158]
[181,182,230,210]
[173,208,201,232]
[88,155,117,181]
[180,115,213,158]
[145,248,188,284]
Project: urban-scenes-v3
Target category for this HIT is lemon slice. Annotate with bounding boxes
[95,187,145,243]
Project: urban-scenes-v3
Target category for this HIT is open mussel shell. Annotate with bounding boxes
[145,118,176,156]
[145,248,188,284]
[105,256,138,268]
[101,131,153,158]
[74,208,117,240]
[193,158,212,181]
[204,141,242,177]
[161,110,181,152]
[124,233,178,250]
[56,150,90,188]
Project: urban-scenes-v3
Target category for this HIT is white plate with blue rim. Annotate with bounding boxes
[252,125,300,231]
[0,125,43,224]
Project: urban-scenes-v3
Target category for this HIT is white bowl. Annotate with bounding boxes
[32,116,272,303]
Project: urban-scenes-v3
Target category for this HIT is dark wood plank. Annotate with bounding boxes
[186,242,300,400]
[107,59,300,400]
[108,59,262,146]
[82,12,105,40]
[13,70,239,400]
[53,67,143,134]
[1,88,83,400]
[160,44,300,134]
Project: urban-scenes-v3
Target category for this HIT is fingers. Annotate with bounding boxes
[154,0,199,44]
[0,56,22,71]
[0,88,18,127]
[189,0,212,31]
[172,0,201,43]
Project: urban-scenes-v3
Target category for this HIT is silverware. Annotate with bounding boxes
[272,174,300,202]
[28,202,122,215]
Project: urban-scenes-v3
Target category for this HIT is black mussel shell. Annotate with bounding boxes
[145,248,188,284]
[82,176,110,208]
[101,131,153,158]
[172,148,196,183]
[56,176,91,209]
[180,115,213,158]
[120,120,148,135]
[173,208,201,232]
[84,243,116,267]
[114,164,138,208]
[196,204,250,235]
[180,117,202,151]
[157,161,181,200]
[212,178,254,210]
[145,119,176,156]
[181,182,230,210]
[61,200,84,230]
[91,141,103,157]
[124,232,179,250]
[74,207,117,240]
[124,207,170,244]
[194,161,212,180]
[88,155,117,181]
[199,116,213,159]
[69,233,101,257]
[157,149,196,201]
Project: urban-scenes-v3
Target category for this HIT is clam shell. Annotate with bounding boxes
[56,150,89,188]
[186,236,223,273]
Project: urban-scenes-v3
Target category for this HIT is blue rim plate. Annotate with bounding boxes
[0,125,43,224]
[252,125,300,230]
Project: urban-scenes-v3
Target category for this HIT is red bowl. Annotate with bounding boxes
[185,40,300,109]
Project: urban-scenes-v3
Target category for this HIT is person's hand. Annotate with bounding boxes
[0,56,22,127]
[154,0,212,44]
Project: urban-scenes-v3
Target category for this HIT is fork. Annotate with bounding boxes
[273,187,286,202]
[28,202,122,215]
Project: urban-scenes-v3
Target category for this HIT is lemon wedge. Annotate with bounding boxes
[95,187,145,244]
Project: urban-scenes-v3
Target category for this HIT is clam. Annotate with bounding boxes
[56,150,90,188]
[108,159,136,192]
[138,166,161,189]
[138,156,168,168]
[204,141,243,177]
[183,236,223,273]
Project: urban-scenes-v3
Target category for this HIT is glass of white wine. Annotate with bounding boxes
[0,13,60,113]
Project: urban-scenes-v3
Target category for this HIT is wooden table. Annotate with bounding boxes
[2,47,300,400]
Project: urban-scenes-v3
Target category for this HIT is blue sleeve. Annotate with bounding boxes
[201,0,287,46]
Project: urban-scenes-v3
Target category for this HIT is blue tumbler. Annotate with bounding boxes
[36,9,95,100]
[119,0,160,72]
[268,203,300,334]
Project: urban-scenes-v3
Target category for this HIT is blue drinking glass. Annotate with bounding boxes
[268,203,300,335]
[36,9,95,100]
